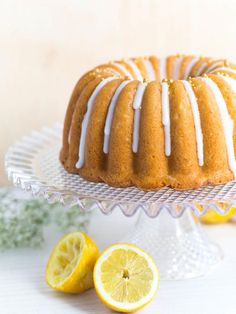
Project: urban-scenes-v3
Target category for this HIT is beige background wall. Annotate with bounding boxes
[1,0,236,185]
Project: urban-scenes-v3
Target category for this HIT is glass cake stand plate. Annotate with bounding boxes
[6,124,236,280]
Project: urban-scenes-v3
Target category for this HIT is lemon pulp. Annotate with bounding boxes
[46,231,100,293]
[94,243,159,313]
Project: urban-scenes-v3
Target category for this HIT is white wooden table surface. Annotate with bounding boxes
[0,209,236,314]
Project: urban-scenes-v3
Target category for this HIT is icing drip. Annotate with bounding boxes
[182,80,204,166]
[76,77,115,168]
[220,75,236,93]
[103,80,130,154]
[111,62,132,78]
[161,82,171,156]
[132,83,146,153]
[203,77,236,177]
[172,57,183,80]
[125,60,143,81]
[159,58,166,81]
[195,62,208,76]
[183,57,199,79]
[206,60,223,73]
[143,59,156,80]
[212,67,236,76]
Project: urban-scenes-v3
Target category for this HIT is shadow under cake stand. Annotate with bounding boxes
[6,124,236,280]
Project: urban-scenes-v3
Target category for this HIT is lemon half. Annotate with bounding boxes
[46,231,100,293]
[93,243,160,313]
[200,206,236,224]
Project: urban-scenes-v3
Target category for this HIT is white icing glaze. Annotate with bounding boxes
[220,75,236,93]
[76,77,115,168]
[125,59,143,81]
[132,83,146,153]
[161,82,171,156]
[103,80,130,154]
[212,67,236,76]
[203,77,236,177]
[195,62,208,76]
[206,60,223,73]
[159,58,166,81]
[172,57,183,80]
[143,59,156,80]
[183,57,199,79]
[111,62,132,78]
[182,80,204,166]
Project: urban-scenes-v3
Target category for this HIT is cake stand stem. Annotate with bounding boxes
[124,209,223,280]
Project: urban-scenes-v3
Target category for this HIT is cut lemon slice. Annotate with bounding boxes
[46,231,100,293]
[93,243,159,313]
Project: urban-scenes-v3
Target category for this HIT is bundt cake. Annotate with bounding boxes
[60,54,236,190]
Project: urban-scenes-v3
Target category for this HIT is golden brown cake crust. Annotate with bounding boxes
[60,54,236,190]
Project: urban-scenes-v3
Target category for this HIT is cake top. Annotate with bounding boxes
[87,55,235,83]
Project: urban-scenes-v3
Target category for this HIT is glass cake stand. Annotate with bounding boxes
[5,124,236,280]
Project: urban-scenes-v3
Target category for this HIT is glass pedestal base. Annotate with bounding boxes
[124,210,223,280]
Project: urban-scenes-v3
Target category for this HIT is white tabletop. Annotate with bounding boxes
[0,209,236,314]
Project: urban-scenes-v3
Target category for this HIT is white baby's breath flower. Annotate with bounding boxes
[0,188,91,249]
